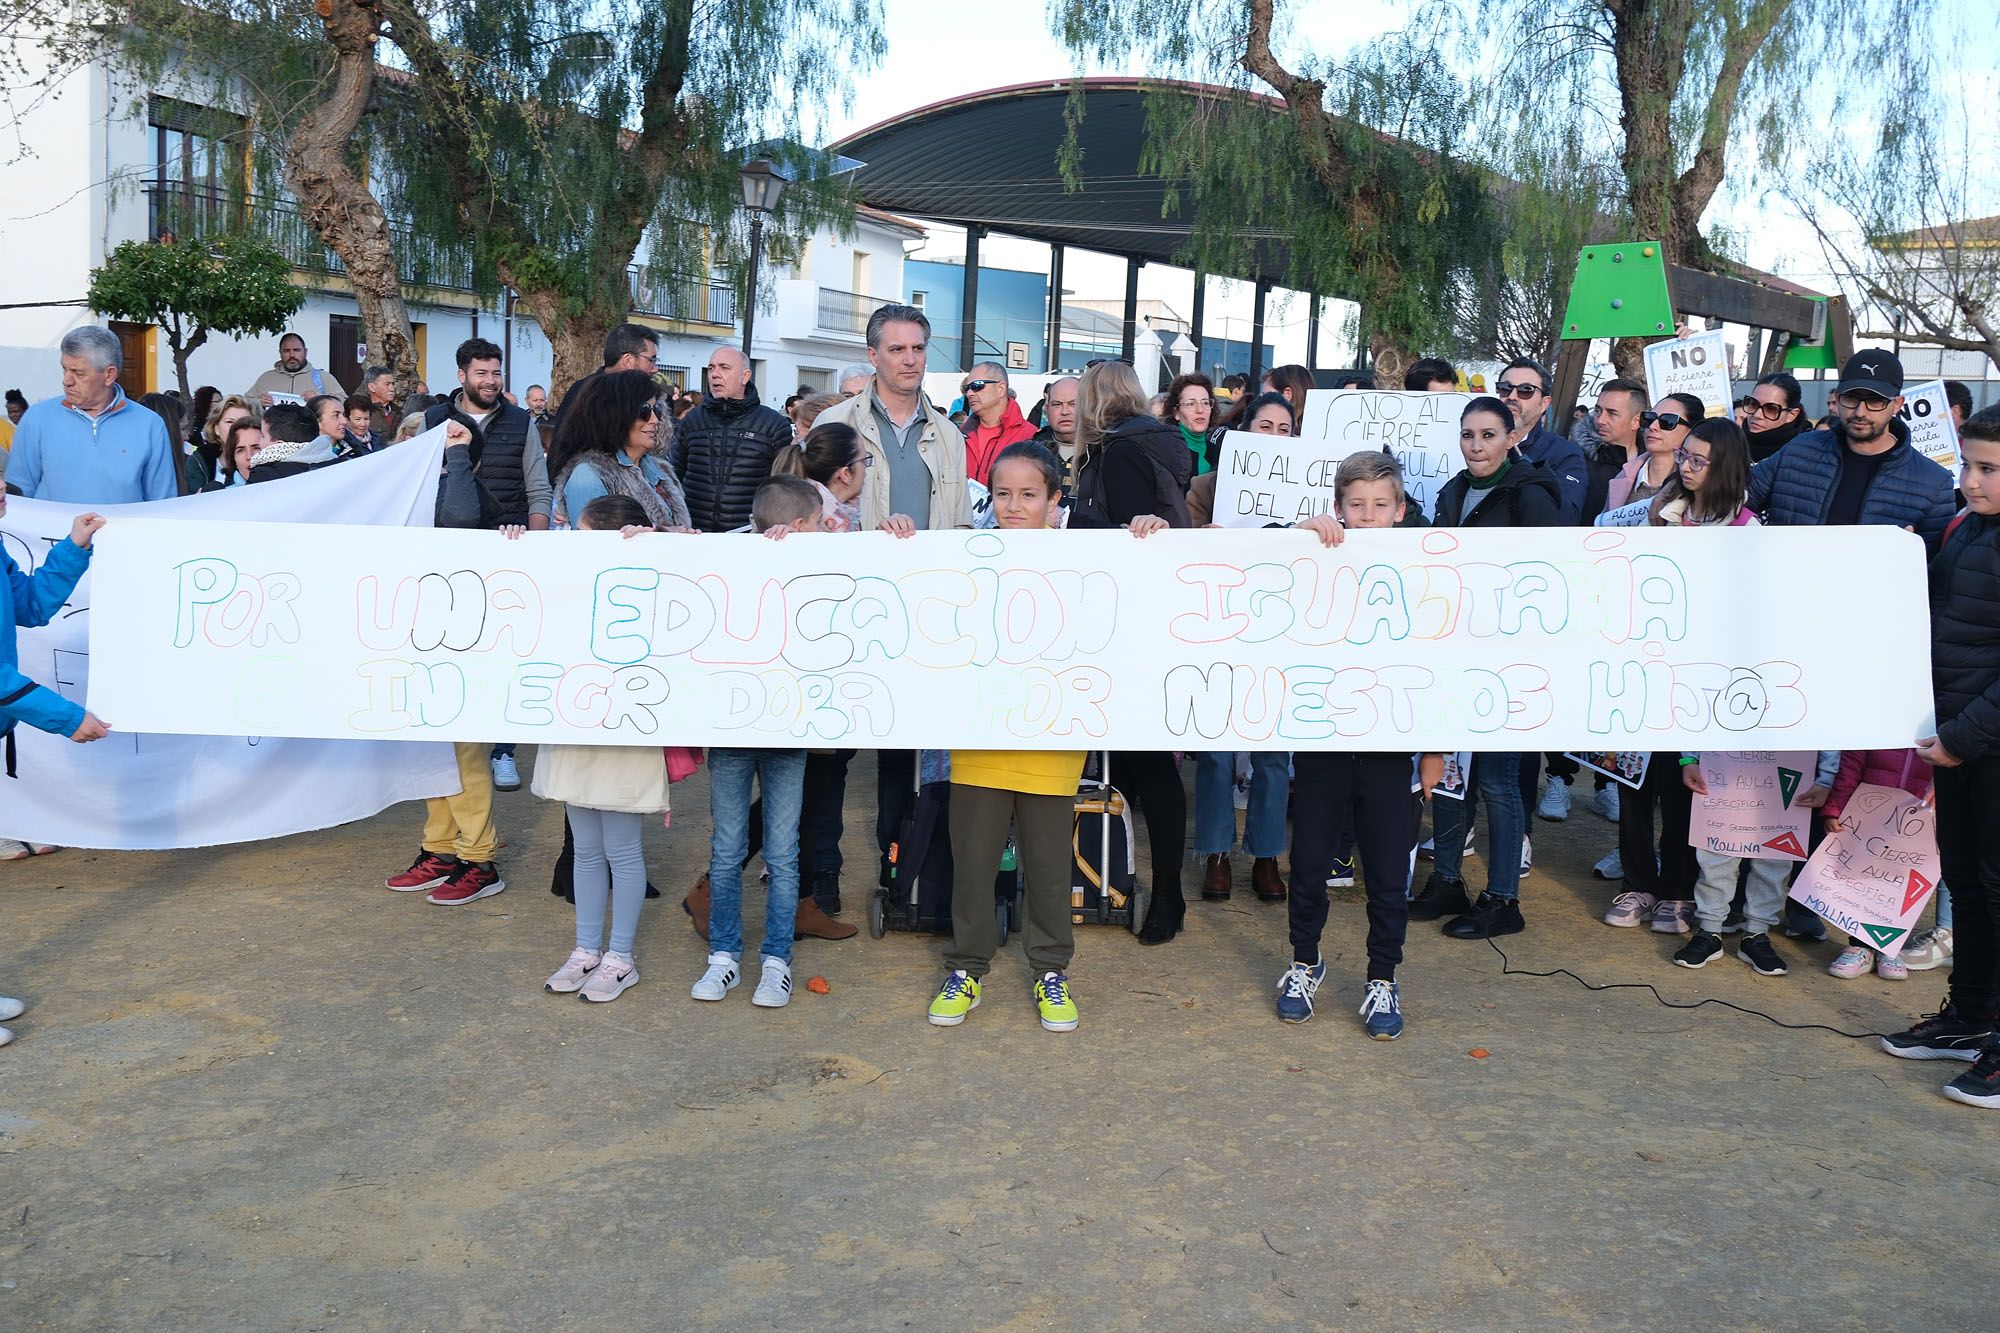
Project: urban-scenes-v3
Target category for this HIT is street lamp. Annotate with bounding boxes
[738,158,787,357]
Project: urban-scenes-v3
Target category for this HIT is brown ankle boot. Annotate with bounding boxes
[1251,856,1286,901]
[1201,853,1233,901]
[682,873,711,942]
[793,897,858,941]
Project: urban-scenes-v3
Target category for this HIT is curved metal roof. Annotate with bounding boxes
[830,78,1295,284]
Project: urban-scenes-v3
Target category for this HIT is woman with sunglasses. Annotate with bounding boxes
[1741,372,1811,463]
[1605,393,1704,513]
[548,370,693,530]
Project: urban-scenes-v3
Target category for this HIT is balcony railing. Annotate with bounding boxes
[816,286,897,337]
[630,266,738,326]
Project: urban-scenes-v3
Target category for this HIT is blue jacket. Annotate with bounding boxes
[1517,422,1589,525]
[0,535,91,738]
[1929,510,2000,762]
[1745,418,1956,550]
[9,388,178,504]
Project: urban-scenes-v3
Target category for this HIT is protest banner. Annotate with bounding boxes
[1790,783,1941,956]
[1690,750,1816,860]
[0,432,461,849]
[89,524,1934,753]
[1898,380,1960,473]
[1564,751,1650,790]
[1642,330,1733,418]
[1290,389,1471,519]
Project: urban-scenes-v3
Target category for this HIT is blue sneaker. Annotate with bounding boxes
[1326,857,1356,888]
[1359,979,1403,1040]
[1275,958,1326,1023]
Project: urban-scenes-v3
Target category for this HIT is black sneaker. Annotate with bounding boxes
[1443,895,1524,940]
[1738,932,1788,976]
[1882,999,1995,1062]
[1407,871,1472,922]
[1674,931,1724,969]
[1943,1048,2000,1108]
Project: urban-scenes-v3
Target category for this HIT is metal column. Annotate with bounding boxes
[1120,255,1141,362]
[960,226,983,372]
[1305,292,1321,374]
[1189,271,1207,378]
[1045,243,1065,372]
[1248,280,1269,386]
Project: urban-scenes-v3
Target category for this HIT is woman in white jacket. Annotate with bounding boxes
[535,494,673,1002]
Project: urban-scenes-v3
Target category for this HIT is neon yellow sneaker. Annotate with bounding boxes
[927,970,980,1026]
[1034,972,1079,1032]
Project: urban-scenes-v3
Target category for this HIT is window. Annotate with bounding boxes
[911,291,927,310]
[658,366,691,391]
[851,251,872,296]
[148,97,246,239]
[796,368,832,393]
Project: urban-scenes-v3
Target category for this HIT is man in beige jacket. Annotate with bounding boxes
[811,303,969,533]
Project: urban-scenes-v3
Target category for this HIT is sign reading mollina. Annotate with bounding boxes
[87,523,1934,752]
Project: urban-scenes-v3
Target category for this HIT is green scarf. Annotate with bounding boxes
[1178,423,1212,476]
[1467,457,1513,489]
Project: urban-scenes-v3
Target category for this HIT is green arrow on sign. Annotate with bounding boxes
[1859,923,1908,949]
[1777,767,1803,807]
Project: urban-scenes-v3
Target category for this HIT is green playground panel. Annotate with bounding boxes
[1559,242,1676,340]
[1783,296,1839,370]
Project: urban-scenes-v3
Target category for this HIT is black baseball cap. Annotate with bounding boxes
[1837,350,1904,399]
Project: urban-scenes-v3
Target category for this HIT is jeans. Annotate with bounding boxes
[568,805,647,955]
[707,747,808,964]
[1430,752,1524,902]
[1693,848,1786,936]
[1936,754,2000,1022]
[1938,885,1955,931]
[1619,755,1697,899]
[1194,750,1289,857]
[1288,752,1414,979]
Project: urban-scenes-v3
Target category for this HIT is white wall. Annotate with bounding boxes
[745,214,914,402]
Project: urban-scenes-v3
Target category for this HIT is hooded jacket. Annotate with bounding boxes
[1746,417,1956,550]
[671,386,794,533]
[246,360,335,402]
[1929,509,2000,762]
[1073,414,1194,528]
[1516,422,1589,525]
[1432,454,1564,529]
[0,534,90,739]
[963,399,1037,486]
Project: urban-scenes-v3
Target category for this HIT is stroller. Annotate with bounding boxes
[867,751,1023,943]
[1071,751,1147,933]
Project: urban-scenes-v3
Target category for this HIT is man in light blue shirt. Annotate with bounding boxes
[9,325,177,503]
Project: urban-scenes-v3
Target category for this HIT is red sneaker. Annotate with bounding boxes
[427,861,507,906]
[387,851,461,892]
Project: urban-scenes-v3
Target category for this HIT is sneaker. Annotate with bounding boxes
[1034,972,1079,1032]
[1416,834,1436,860]
[1591,785,1621,821]
[1275,958,1326,1024]
[580,951,637,1003]
[1443,896,1525,940]
[491,753,521,791]
[1406,871,1472,923]
[751,958,793,1008]
[1739,932,1789,976]
[1902,928,1954,971]
[1326,856,1356,889]
[1464,828,1478,859]
[1876,952,1910,981]
[0,997,21,1022]
[1519,836,1533,878]
[927,970,981,1026]
[1674,931,1724,969]
[1828,945,1874,979]
[690,952,742,1002]
[0,839,32,861]
[1592,848,1624,880]
[426,860,506,905]
[1603,891,1658,928]
[1649,899,1694,934]
[1883,1000,1994,1061]
[0,1025,11,1047]
[1359,978,1403,1040]
[545,947,602,994]
[1943,1048,2000,1109]
[1536,778,1572,822]
[387,850,460,892]
[1782,903,1827,942]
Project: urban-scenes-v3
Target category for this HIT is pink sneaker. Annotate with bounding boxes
[1603,892,1658,927]
[1649,899,1695,934]
[1875,952,1909,981]
[1828,946,1873,978]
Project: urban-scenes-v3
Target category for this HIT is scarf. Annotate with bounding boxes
[1178,423,1212,476]
[1467,457,1513,489]
[552,451,691,530]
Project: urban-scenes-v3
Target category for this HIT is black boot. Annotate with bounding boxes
[1444,895,1525,939]
[1137,888,1185,946]
[1407,870,1471,922]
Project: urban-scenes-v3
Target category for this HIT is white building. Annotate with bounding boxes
[0,32,918,411]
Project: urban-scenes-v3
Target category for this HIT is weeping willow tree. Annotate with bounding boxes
[13,0,883,395]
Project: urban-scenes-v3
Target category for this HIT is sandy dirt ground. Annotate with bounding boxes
[3,754,1996,1330]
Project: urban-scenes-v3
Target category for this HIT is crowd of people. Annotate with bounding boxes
[1,311,1997,1116]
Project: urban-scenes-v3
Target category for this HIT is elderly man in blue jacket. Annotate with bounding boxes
[8,326,177,504]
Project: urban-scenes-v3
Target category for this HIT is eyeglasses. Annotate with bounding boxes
[1640,411,1690,431]
[1747,399,1792,420]
[1837,390,1893,410]
[1673,447,1711,472]
[961,379,999,394]
[1176,395,1210,408]
[1494,380,1544,399]
[858,453,873,468]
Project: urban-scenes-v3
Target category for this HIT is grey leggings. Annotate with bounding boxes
[569,805,648,956]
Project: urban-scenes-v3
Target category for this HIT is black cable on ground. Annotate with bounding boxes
[1482,935,1897,1041]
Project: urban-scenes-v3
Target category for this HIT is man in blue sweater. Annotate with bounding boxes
[8,327,177,504]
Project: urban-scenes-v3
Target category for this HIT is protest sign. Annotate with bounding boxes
[1790,783,1940,955]
[1294,389,1471,518]
[1690,750,1816,860]
[1594,498,1654,528]
[1642,330,1733,418]
[90,524,1934,753]
[1414,751,1473,801]
[1564,751,1651,790]
[1898,380,1960,473]
[0,432,461,849]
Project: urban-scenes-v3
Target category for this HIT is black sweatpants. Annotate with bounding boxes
[1618,754,1697,898]
[1937,753,2000,1023]
[1111,751,1186,913]
[1288,752,1414,980]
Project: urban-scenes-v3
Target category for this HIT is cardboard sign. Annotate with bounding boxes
[1594,496,1654,528]
[1642,330,1733,419]
[1565,751,1651,790]
[1790,783,1941,956]
[1413,751,1473,801]
[1294,390,1471,518]
[1899,380,1960,473]
[1690,750,1816,861]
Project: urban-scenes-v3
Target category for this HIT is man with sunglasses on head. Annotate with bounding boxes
[959,362,1036,486]
[1740,371,1812,463]
[1495,358,1588,525]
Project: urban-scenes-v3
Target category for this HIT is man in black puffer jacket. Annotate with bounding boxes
[673,345,794,532]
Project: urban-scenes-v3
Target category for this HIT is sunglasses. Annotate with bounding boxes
[1746,399,1792,419]
[1085,357,1133,368]
[639,402,662,420]
[1640,411,1691,431]
[1494,380,1544,399]
[961,379,999,394]
[1673,447,1710,472]
[1837,390,1893,409]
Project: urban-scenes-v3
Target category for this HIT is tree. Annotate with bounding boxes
[87,234,305,401]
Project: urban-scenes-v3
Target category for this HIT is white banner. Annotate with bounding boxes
[1899,380,1960,473]
[2,432,461,849]
[1287,390,1471,520]
[87,525,1934,753]
[1642,330,1733,418]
